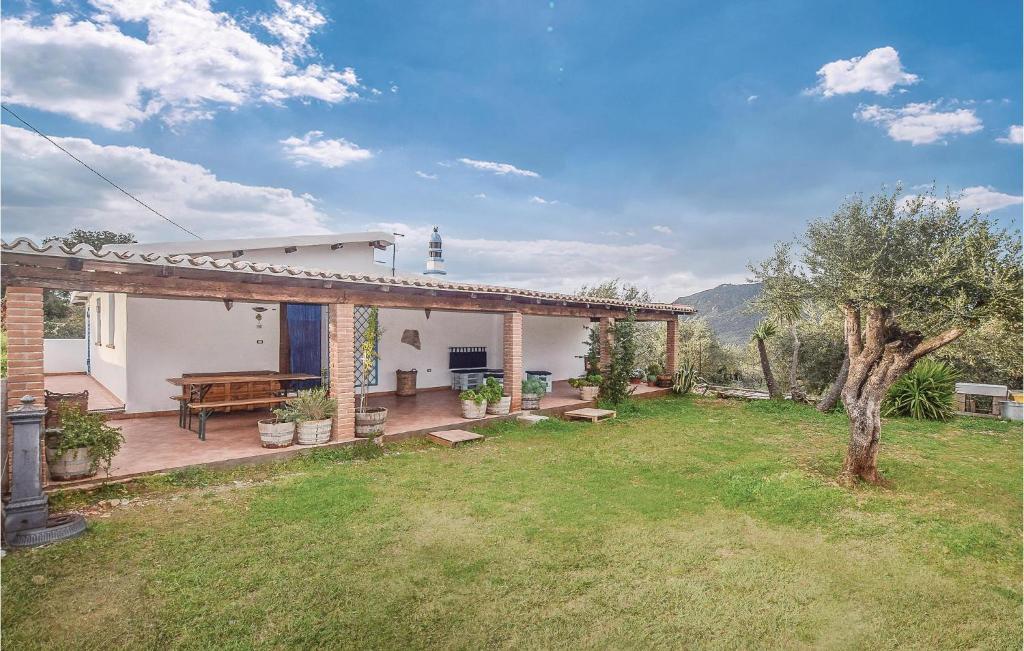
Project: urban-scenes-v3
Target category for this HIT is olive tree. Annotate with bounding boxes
[803,189,1021,483]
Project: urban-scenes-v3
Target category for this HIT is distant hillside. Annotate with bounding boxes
[674,283,763,345]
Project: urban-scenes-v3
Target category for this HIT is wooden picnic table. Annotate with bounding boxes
[167,372,322,440]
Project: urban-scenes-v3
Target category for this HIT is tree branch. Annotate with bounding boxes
[909,327,964,360]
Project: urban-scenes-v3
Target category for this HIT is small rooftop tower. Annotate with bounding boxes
[424,226,446,275]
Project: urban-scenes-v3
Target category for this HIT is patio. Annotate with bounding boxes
[47,380,669,488]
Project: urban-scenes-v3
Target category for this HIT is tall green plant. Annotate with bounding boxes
[357,306,380,414]
[883,360,956,421]
[751,320,782,400]
[600,311,638,404]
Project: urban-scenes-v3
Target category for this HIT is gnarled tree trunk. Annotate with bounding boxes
[755,337,783,400]
[838,304,963,484]
[817,353,848,413]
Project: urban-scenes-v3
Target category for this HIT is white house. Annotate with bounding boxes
[70,230,594,414]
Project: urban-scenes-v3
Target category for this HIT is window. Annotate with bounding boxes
[106,293,116,346]
[94,297,102,345]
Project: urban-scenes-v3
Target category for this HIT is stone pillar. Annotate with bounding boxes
[4,396,49,536]
[327,303,356,439]
[665,317,679,374]
[503,312,523,411]
[598,317,614,374]
[4,286,46,488]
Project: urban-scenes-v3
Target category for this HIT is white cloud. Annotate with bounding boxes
[652,225,673,235]
[854,102,982,145]
[415,170,438,180]
[259,0,326,59]
[810,46,919,97]
[280,131,372,168]
[458,158,540,177]
[473,193,488,199]
[1,124,331,241]
[1,1,358,129]
[367,221,707,300]
[746,94,758,103]
[529,195,559,205]
[901,185,1022,215]
[959,186,1023,213]
[996,125,1023,145]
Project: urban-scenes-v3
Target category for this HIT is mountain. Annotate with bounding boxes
[674,283,763,345]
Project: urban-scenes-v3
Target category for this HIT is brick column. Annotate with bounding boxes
[4,287,46,488]
[665,317,679,374]
[327,303,356,439]
[598,317,614,374]
[503,312,523,411]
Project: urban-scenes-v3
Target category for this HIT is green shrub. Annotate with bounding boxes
[883,359,956,421]
[568,374,602,389]
[50,404,125,475]
[459,389,485,404]
[274,387,337,422]
[522,378,546,395]
[479,377,506,404]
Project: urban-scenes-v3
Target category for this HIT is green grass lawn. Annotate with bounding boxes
[3,397,1021,649]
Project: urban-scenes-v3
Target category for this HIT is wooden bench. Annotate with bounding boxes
[190,396,289,440]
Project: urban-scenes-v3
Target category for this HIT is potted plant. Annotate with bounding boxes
[521,377,546,410]
[482,377,511,415]
[629,369,646,385]
[355,306,388,437]
[275,387,336,445]
[459,389,487,419]
[257,415,295,448]
[568,374,602,401]
[45,404,124,481]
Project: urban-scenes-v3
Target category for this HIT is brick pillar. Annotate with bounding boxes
[503,312,523,411]
[4,287,46,489]
[665,317,679,374]
[598,317,614,374]
[327,303,356,439]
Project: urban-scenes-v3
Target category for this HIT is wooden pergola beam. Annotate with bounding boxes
[1,264,687,321]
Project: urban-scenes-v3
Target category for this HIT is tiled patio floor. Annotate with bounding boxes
[44,373,125,412]
[47,380,667,488]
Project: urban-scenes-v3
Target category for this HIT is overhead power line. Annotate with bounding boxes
[1,104,203,240]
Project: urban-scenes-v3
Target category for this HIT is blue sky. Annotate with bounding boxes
[1,0,1021,300]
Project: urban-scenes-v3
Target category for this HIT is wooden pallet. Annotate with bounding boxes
[426,429,484,448]
[564,408,617,423]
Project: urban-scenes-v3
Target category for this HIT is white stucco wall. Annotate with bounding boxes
[43,339,87,374]
[372,309,590,392]
[375,308,504,392]
[88,293,129,402]
[124,297,281,413]
[522,315,591,381]
[200,244,384,274]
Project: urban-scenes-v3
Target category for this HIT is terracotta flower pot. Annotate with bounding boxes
[355,408,388,438]
[579,386,599,401]
[521,393,542,410]
[258,420,295,448]
[461,400,487,419]
[296,418,332,445]
[486,396,512,415]
[46,446,96,481]
[656,374,674,388]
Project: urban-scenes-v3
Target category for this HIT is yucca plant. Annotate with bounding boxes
[883,359,956,421]
[751,320,782,400]
[672,361,697,395]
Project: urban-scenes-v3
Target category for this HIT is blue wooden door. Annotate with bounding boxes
[286,304,322,388]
